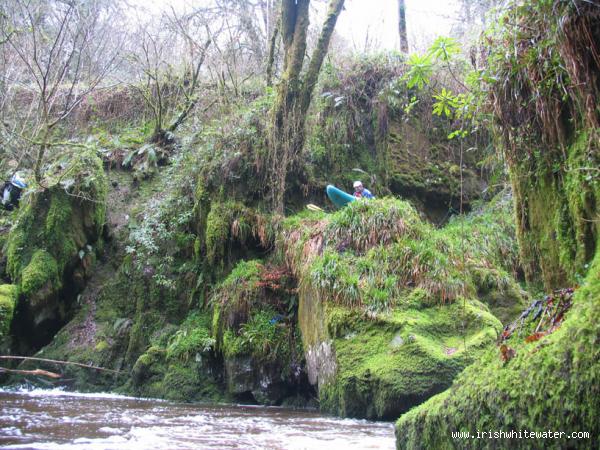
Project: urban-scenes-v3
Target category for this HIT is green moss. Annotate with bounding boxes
[198,199,275,273]
[395,249,600,449]
[131,345,168,388]
[20,250,60,299]
[94,340,109,352]
[395,3,600,446]
[319,298,501,420]
[132,343,224,402]
[4,151,107,311]
[0,284,17,339]
[281,197,520,419]
[211,259,263,334]
[161,364,202,401]
[205,201,237,264]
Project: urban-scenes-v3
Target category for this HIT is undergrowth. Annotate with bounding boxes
[284,195,522,314]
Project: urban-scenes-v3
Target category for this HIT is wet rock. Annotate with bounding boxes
[224,356,290,405]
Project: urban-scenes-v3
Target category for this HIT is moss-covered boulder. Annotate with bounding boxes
[310,295,501,420]
[283,198,523,419]
[131,346,223,402]
[395,250,600,449]
[128,311,223,402]
[3,151,107,351]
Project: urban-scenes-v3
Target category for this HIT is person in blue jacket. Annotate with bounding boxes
[353,181,374,199]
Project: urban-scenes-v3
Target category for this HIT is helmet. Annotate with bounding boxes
[353,181,363,188]
[10,173,27,189]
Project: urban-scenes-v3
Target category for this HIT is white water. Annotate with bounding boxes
[0,388,395,449]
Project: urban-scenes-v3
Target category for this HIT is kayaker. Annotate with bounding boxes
[353,181,374,199]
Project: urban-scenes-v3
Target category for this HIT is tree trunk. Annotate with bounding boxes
[398,0,408,53]
[268,0,345,213]
[34,126,52,183]
[266,19,279,87]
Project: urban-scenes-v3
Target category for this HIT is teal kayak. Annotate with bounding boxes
[326,184,356,208]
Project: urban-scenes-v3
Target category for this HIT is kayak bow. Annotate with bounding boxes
[326,184,356,208]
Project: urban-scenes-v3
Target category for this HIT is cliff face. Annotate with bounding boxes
[0,52,527,421]
[304,56,485,222]
[395,1,600,447]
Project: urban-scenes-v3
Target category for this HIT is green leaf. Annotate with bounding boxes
[432,88,459,118]
[405,53,433,90]
[428,36,461,63]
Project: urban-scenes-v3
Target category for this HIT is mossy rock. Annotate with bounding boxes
[3,151,107,351]
[395,250,600,449]
[305,293,501,420]
[212,259,306,405]
[285,197,522,419]
[0,284,17,339]
[132,345,224,402]
[20,250,60,307]
[486,0,600,290]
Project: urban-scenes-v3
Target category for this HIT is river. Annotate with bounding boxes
[0,388,395,449]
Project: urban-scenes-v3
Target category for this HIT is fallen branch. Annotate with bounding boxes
[0,356,122,374]
[0,366,62,379]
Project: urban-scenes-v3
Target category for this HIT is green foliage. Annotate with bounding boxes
[405,53,433,89]
[289,196,524,313]
[223,309,281,360]
[324,198,425,254]
[432,88,457,118]
[166,313,215,362]
[404,36,487,142]
[287,196,518,420]
[192,92,273,204]
[125,149,198,289]
[427,36,461,63]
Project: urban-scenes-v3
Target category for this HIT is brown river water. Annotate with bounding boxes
[0,389,395,449]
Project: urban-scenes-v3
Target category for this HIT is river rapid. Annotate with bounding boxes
[0,388,395,449]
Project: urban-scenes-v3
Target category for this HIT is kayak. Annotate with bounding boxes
[326,184,356,208]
